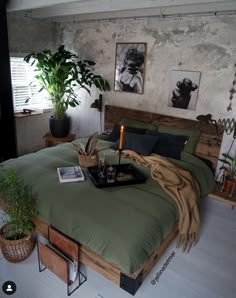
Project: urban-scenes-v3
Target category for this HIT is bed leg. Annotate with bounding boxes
[120,271,143,296]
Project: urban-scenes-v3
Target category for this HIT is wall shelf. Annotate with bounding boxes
[209,182,236,208]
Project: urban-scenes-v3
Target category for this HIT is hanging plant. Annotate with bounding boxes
[227,62,236,111]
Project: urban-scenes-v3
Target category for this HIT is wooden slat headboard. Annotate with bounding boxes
[104,105,223,172]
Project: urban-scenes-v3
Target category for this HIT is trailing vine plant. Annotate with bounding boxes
[227,62,236,111]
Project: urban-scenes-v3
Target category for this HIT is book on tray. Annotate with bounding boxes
[57,166,85,183]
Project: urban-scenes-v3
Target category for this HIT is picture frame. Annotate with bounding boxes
[168,70,201,111]
[114,42,147,94]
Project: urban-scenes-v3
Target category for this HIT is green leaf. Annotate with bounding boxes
[222,153,233,161]
[219,159,231,166]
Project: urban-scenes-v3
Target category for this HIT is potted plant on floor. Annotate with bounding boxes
[24,45,110,137]
[0,168,37,263]
[219,151,236,193]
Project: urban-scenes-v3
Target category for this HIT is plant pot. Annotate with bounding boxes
[0,223,35,263]
[221,177,234,193]
[49,115,70,138]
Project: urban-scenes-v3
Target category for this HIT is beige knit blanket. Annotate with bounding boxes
[121,150,200,252]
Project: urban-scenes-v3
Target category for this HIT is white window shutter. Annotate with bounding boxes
[10,57,50,112]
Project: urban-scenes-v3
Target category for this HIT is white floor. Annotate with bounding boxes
[0,197,236,298]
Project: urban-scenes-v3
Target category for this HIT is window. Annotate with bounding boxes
[10,57,51,112]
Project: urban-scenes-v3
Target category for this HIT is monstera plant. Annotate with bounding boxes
[24,45,110,137]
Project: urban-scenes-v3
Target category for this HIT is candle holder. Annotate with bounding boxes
[117,149,124,178]
[118,149,122,165]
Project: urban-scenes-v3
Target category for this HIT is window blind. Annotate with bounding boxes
[10,57,50,112]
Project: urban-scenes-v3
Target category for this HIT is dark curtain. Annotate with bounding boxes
[0,0,17,160]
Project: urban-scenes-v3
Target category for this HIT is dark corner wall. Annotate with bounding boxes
[0,0,17,161]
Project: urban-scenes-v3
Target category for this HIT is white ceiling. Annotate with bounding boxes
[7,0,236,22]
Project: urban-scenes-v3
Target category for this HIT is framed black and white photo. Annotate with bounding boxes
[114,42,147,94]
[168,70,201,110]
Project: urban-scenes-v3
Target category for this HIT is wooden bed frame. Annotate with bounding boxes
[2,105,224,296]
[104,105,224,171]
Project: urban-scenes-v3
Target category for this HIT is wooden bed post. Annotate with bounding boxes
[120,271,143,295]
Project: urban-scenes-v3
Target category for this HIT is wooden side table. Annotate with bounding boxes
[43,133,76,147]
[209,182,236,208]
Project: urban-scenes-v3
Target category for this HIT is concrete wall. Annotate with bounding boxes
[7,14,58,155]
[7,13,236,163]
[7,14,58,55]
[58,15,236,171]
[15,112,52,156]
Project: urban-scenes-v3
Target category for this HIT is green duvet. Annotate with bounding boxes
[0,139,215,274]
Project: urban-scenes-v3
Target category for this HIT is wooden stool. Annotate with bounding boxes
[43,133,76,147]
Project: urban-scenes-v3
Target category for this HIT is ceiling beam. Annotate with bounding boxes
[51,2,236,22]
[32,0,236,19]
[7,0,234,14]
[7,0,84,12]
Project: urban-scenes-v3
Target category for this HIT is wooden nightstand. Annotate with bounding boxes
[43,133,76,147]
[209,182,236,208]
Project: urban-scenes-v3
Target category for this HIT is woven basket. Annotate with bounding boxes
[78,152,98,168]
[0,224,35,263]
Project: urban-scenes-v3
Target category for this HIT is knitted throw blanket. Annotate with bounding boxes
[121,150,200,252]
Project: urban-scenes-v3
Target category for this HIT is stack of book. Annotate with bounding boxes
[57,166,85,183]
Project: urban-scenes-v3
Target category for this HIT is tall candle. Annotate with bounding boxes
[119,125,124,150]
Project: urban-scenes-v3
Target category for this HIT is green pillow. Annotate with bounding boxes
[120,118,158,132]
[158,125,200,154]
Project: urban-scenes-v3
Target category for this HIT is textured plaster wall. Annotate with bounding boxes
[58,15,236,158]
[7,14,58,55]
[7,14,236,162]
[7,14,58,155]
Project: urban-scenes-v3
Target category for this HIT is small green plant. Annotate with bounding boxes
[24,45,110,119]
[0,168,37,240]
[219,152,236,180]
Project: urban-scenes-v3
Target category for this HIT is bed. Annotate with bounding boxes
[0,105,223,295]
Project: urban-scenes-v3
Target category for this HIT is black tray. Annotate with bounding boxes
[87,163,147,188]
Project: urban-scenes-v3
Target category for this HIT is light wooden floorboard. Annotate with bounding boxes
[0,197,236,298]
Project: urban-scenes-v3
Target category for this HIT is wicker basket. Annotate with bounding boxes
[78,152,98,168]
[0,224,35,263]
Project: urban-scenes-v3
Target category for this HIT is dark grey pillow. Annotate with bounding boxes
[146,130,187,160]
[107,123,146,142]
[112,132,159,156]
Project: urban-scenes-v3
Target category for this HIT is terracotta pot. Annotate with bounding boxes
[221,177,234,193]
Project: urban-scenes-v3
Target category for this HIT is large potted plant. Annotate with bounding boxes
[0,168,37,262]
[24,45,110,137]
[219,151,236,193]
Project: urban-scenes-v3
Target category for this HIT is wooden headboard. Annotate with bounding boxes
[104,105,223,172]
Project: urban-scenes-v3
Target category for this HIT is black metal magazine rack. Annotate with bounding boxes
[37,226,87,296]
